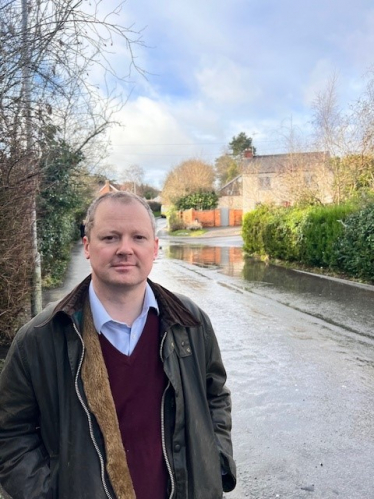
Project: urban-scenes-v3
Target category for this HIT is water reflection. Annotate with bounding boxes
[162,241,374,339]
[164,244,244,274]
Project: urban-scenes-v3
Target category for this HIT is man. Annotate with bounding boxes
[79,220,86,241]
[0,191,236,499]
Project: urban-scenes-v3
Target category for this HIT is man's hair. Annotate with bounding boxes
[84,192,156,239]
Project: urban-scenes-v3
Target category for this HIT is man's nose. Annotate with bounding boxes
[116,237,134,254]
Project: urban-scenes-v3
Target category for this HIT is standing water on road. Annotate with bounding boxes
[161,239,374,342]
[150,247,374,499]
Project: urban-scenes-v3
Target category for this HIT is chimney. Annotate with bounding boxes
[243,148,253,159]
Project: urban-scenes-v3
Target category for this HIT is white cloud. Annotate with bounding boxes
[195,57,262,107]
[107,97,209,187]
[302,59,337,106]
[93,0,374,189]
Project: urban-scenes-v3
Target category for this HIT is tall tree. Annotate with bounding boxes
[121,165,145,194]
[215,153,240,188]
[229,132,256,157]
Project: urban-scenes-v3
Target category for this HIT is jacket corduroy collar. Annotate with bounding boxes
[50,275,200,329]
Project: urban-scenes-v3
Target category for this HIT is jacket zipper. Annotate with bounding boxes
[160,331,176,499]
[72,322,114,499]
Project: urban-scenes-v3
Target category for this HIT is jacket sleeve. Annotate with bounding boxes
[0,334,51,499]
[202,312,237,493]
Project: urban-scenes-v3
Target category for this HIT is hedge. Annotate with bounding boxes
[242,201,374,281]
[334,204,374,281]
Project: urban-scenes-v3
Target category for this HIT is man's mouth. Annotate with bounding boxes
[111,263,136,269]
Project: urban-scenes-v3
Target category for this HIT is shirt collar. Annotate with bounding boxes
[88,281,159,333]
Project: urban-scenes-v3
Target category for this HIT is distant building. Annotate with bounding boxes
[218,150,333,213]
[97,180,119,196]
[242,151,333,212]
[218,175,243,210]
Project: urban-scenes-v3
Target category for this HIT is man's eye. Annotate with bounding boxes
[135,235,146,240]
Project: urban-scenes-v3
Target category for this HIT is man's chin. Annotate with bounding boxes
[108,279,136,287]
[103,276,145,290]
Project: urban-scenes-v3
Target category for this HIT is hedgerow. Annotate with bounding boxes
[242,201,374,281]
[334,204,374,281]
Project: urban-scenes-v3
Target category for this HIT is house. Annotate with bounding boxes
[97,179,119,196]
[239,150,333,213]
[218,175,243,210]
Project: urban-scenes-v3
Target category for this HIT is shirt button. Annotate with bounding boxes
[174,443,181,452]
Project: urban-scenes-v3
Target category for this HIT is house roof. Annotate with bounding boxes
[219,174,242,196]
[98,179,119,195]
[242,151,329,174]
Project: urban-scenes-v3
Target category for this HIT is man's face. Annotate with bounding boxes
[83,198,158,294]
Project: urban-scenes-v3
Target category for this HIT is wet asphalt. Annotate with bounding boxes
[150,244,374,499]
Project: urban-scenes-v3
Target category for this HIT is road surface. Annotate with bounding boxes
[151,254,374,499]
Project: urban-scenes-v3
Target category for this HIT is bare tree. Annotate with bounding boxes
[275,118,333,205]
[0,0,145,336]
[162,158,215,205]
[311,71,374,202]
[121,164,144,194]
[311,73,346,156]
[311,74,353,203]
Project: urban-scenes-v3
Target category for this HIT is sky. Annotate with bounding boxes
[95,0,374,188]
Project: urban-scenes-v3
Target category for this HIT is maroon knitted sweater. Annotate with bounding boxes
[99,309,168,499]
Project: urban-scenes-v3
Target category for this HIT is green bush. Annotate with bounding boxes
[334,204,374,281]
[167,208,185,232]
[242,201,361,273]
[38,214,78,286]
[37,135,91,287]
[175,191,218,210]
[299,204,355,267]
[242,205,307,261]
[147,200,161,213]
[262,207,308,261]
[242,205,273,255]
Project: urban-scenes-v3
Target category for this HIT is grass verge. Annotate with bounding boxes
[168,229,207,237]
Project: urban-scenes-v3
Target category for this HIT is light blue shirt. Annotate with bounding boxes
[88,281,159,355]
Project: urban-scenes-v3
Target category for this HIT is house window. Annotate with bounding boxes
[258,176,271,190]
[304,173,316,187]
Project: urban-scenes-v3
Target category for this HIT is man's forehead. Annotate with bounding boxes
[93,199,153,230]
[96,198,142,214]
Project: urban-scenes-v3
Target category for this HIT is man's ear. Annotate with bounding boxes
[83,236,90,260]
[154,238,159,260]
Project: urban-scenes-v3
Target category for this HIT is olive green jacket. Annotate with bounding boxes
[0,276,236,498]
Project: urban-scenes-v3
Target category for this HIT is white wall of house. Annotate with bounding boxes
[242,160,334,214]
[218,195,243,209]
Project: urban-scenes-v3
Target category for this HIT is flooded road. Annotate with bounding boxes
[39,236,374,498]
[161,239,374,342]
[152,241,374,499]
